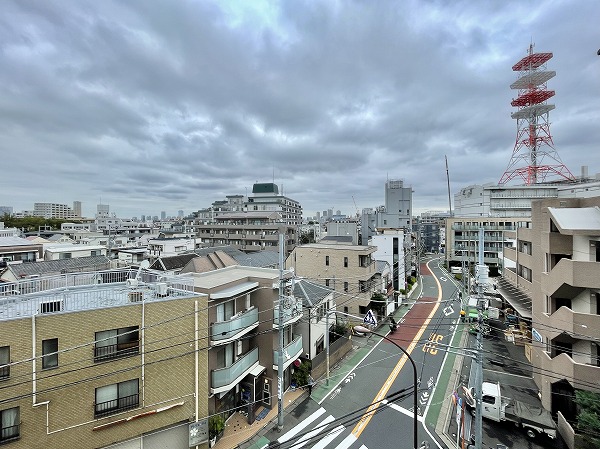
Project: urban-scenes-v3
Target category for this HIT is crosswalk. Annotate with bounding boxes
[276,407,364,449]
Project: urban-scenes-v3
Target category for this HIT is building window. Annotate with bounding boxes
[344,282,348,292]
[325,256,329,266]
[344,257,348,268]
[0,347,8,380]
[0,407,20,442]
[94,379,139,418]
[42,338,58,369]
[325,279,330,287]
[94,327,139,362]
[359,281,367,292]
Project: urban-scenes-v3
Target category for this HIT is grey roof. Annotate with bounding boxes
[187,246,279,268]
[321,235,353,244]
[375,260,388,273]
[4,256,112,277]
[548,206,600,234]
[293,279,333,307]
[150,253,198,271]
[0,236,39,247]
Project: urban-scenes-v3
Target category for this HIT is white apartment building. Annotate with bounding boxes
[33,202,80,219]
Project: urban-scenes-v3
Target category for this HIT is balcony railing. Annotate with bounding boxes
[0,365,9,380]
[212,347,259,390]
[273,335,303,369]
[94,341,140,362]
[94,393,139,418]
[211,307,259,343]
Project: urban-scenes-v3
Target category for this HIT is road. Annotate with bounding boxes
[273,256,462,449]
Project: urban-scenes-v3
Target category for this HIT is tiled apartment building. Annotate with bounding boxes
[0,270,208,449]
[502,196,600,445]
[286,243,378,318]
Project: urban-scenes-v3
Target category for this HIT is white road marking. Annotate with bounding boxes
[278,407,326,443]
[289,415,335,449]
[308,424,345,449]
[333,433,357,449]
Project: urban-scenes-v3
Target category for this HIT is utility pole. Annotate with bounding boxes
[277,230,285,431]
[473,227,488,449]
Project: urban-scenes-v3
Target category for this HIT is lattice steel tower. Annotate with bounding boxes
[499,44,574,185]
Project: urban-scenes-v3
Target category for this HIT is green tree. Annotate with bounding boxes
[575,390,600,446]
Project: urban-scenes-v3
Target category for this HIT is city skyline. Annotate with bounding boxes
[1,1,599,218]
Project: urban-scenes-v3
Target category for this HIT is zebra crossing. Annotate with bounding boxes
[276,407,368,449]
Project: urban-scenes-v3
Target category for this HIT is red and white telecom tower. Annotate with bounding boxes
[499,44,574,185]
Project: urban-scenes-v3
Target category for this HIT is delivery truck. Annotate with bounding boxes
[465,381,557,439]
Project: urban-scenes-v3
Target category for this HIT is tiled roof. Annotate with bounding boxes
[293,279,333,307]
[150,253,198,271]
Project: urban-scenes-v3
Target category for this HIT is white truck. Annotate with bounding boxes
[465,381,557,440]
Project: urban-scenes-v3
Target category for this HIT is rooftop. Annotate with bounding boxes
[547,206,600,234]
[0,269,197,322]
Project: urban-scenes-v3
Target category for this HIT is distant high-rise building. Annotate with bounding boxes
[33,202,78,219]
[161,211,166,220]
[178,210,184,218]
[336,210,341,216]
[96,204,110,218]
[72,201,82,218]
[141,215,146,222]
[361,179,413,244]
[245,183,302,225]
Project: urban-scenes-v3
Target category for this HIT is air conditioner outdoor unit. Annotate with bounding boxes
[129,291,143,302]
[126,278,138,288]
[156,283,168,296]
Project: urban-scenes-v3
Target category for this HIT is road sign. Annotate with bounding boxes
[363,309,377,326]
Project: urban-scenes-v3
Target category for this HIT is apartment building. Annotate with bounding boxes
[33,202,80,219]
[194,211,297,255]
[445,217,521,275]
[286,243,378,318]
[190,266,302,425]
[0,270,209,449]
[502,197,600,446]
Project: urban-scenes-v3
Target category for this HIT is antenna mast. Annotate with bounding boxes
[499,43,574,185]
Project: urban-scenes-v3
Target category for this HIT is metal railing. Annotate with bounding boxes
[0,365,9,380]
[211,308,259,342]
[94,393,139,418]
[94,341,140,362]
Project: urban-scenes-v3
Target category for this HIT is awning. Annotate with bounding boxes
[468,311,479,319]
[249,364,265,377]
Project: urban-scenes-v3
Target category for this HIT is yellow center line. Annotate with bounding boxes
[351,260,443,438]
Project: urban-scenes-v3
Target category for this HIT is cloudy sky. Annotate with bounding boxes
[1,0,599,219]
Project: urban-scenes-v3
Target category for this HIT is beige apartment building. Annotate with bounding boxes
[503,196,600,447]
[0,270,209,449]
[286,243,378,318]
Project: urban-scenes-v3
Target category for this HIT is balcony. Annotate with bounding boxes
[542,259,600,296]
[273,335,303,371]
[211,307,259,345]
[94,393,139,418]
[273,297,303,328]
[211,347,259,394]
[541,306,600,340]
[94,341,139,362]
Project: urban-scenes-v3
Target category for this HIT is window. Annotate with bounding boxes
[344,257,348,268]
[0,347,8,380]
[0,407,20,442]
[95,379,139,418]
[325,256,329,266]
[359,280,367,293]
[325,279,330,287]
[344,282,348,292]
[42,339,58,369]
[482,395,495,405]
[94,327,139,362]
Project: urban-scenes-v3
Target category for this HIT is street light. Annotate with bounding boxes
[353,325,419,449]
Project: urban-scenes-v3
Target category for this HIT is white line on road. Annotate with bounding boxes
[277,407,326,443]
[333,433,357,449]
[381,400,424,422]
[289,415,335,449]
[309,425,345,449]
